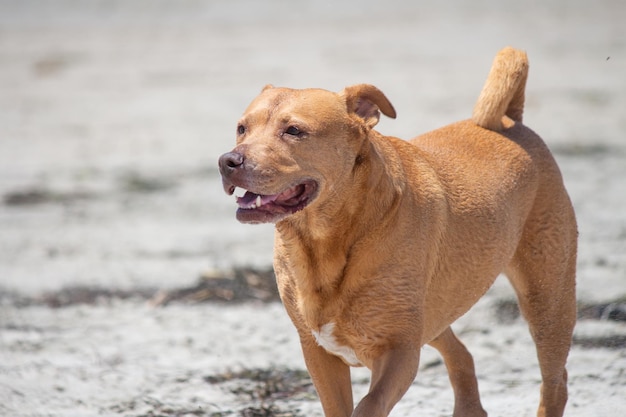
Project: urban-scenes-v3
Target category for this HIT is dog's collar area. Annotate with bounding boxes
[233,180,318,223]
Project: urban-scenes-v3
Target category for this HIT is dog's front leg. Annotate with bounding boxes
[353,347,419,417]
[301,337,354,417]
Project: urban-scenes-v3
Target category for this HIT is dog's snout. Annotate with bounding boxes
[219,151,246,195]
[219,152,245,174]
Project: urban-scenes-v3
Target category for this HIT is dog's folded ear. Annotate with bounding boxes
[341,84,397,128]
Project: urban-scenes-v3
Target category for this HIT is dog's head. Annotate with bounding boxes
[218,84,396,224]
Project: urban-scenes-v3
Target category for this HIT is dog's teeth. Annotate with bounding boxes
[233,187,246,198]
[255,195,262,207]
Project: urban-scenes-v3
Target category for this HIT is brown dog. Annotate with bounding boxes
[219,47,577,417]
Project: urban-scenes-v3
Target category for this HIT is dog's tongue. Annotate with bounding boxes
[237,191,275,208]
[237,185,304,209]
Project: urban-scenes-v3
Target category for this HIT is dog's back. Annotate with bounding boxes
[410,46,566,221]
[406,48,577,416]
[406,47,577,341]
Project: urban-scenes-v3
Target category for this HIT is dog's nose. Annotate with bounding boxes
[219,152,245,175]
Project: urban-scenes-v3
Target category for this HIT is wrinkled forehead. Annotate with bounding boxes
[241,87,347,124]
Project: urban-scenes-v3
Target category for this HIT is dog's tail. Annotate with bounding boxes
[472,47,529,131]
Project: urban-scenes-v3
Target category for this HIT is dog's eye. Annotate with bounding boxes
[285,126,302,137]
[237,125,246,135]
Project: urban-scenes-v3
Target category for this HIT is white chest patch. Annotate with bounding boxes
[311,322,361,366]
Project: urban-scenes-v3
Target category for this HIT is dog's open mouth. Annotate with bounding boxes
[230,180,318,223]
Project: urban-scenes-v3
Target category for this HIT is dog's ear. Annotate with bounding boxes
[261,84,275,92]
[341,84,397,128]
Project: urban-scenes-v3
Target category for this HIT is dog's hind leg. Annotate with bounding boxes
[429,327,487,417]
[505,193,577,417]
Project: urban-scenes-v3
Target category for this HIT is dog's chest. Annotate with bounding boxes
[311,322,361,366]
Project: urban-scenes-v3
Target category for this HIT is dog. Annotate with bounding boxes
[218,47,577,417]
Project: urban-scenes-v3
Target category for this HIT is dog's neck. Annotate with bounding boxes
[274,132,405,327]
[278,132,403,232]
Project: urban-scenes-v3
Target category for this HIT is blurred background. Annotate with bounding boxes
[0,0,624,300]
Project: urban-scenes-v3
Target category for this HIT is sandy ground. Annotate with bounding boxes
[1,0,625,416]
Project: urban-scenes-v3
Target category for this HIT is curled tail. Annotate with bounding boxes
[472,47,529,131]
